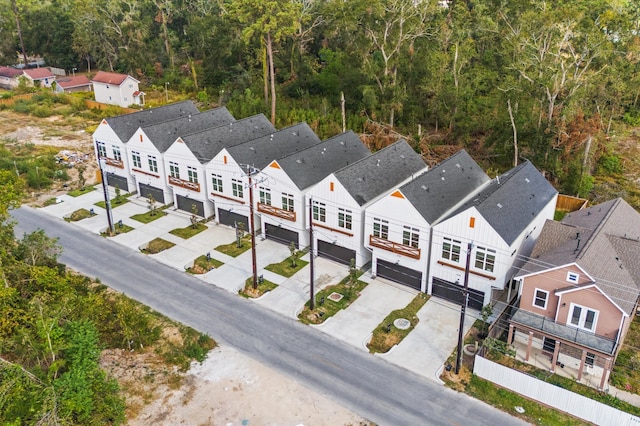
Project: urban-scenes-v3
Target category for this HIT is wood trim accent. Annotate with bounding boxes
[132,168,159,178]
[437,260,496,280]
[312,222,353,237]
[105,157,124,169]
[369,235,420,259]
[210,192,246,205]
[257,202,296,222]
[168,175,200,192]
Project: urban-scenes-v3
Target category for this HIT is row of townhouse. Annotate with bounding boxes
[93,101,559,310]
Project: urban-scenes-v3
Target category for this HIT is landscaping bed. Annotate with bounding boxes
[214,235,252,257]
[298,273,366,325]
[264,249,308,277]
[367,293,428,353]
[186,254,224,274]
[239,276,277,298]
[169,222,207,239]
[140,238,175,254]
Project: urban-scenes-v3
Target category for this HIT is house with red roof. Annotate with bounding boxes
[22,68,56,88]
[0,66,23,89]
[91,71,144,108]
[54,75,92,93]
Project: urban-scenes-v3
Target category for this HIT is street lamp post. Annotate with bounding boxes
[72,67,77,77]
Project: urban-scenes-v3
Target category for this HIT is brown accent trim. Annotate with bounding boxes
[168,175,200,192]
[313,222,354,237]
[210,192,246,205]
[257,202,296,222]
[510,321,612,357]
[132,168,159,178]
[105,157,124,169]
[437,260,496,280]
[369,235,420,259]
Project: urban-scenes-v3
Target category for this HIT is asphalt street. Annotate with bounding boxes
[12,205,526,426]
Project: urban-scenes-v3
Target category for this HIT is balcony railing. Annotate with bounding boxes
[369,235,421,259]
[104,157,124,169]
[257,202,296,222]
[168,175,200,192]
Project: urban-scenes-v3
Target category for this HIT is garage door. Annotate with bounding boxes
[431,278,484,310]
[317,240,355,265]
[106,173,128,192]
[376,259,422,290]
[139,183,165,204]
[219,208,248,229]
[176,195,204,217]
[265,223,299,248]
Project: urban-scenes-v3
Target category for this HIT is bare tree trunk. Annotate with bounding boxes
[161,10,174,69]
[262,43,269,107]
[267,32,276,125]
[11,0,29,67]
[507,98,518,167]
[582,135,592,173]
[341,91,346,132]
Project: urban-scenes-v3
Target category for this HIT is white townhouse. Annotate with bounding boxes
[126,107,235,209]
[306,140,427,268]
[365,150,490,293]
[255,131,371,248]
[92,101,199,193]
[168,114,276,219]
[91,71,144,107]
[428,160,558,309]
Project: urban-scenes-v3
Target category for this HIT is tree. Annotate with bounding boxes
[147,193,157,216]
[289,241,297,267]
[16,229,62,267]
[227,0,302,125]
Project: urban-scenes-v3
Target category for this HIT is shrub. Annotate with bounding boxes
[597,154,623,175]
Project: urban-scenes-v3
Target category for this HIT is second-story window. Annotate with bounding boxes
[187,166,198,183]
[148,155,158,173]
[442,237,461,262]
[312,201,326,222]
[211,174,223,193]
[112,146,121,161]
[97,141,107,158]
[338,208,352,230]
[373,218,388,239]
[259,187,271,205]
[282,193,294,212]
[403,226,419,248]
[475,245,496,273]
[131,151,141,168]
[232,179,243,198]
[169,161,180,178]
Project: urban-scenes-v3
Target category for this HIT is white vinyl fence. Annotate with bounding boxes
[474,355,640,426]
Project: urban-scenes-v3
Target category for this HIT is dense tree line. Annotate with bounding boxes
[2,0,640,198]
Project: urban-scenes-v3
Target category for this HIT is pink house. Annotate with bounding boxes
[508,198,640,389]
[22,68,56,88]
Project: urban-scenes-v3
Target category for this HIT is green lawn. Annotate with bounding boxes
[186,254,224,274]
[264,250,308,277]
[169,222,207,239]
[95,192,131,208]
[65,208,93,222]
[367,293,429,353]
[298,273,366,325]
[130,207,168,223]
[214,235,252,257]
[140,238,175,254]
[67,186,96,197]
[239,276,278,298]
[100,223,134,236]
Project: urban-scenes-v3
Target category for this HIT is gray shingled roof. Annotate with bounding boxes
[399,150,490,224]
[140,107,235,153]
[334,140,426,206]
[269,131,371,190]
[226,122,322,170]
[519,198,640,315]
[448,161,558,245]
[105,100,199,142]
[180,114,275,164]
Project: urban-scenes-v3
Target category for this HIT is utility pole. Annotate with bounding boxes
[455,241,473,374]
[98,158,115,236]
[247,165,258,290]
[309,197,315,310]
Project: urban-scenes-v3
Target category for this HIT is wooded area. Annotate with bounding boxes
[1,0,639,197]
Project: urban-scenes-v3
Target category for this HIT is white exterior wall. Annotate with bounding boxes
[92,121,135,192]
[206,149,253,227]
[164,139,213,217]
[93,76,139,107]
[127,129,172,204]
[306,175,368,268]
[0,76,19,89]
[364,192,431,291]
[255,162,308,247]
[429,207,509,306]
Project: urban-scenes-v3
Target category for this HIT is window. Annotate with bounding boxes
[442,237,461,262]
[112,146,121,161]
[585,352,596,367]
[169,161,180,178]
[475,246,496,272]
[211,174,223,193]
[569,304,598,332]
[338,208,352,230]
[97,141,107,159]
[312,201,326,222]
[567,271,580,284]
[533,289,548,309]
[259,187,271,205]
[282,193,294,212]
[148,155,158,173]
[232,179,243,198]
[131,151,141,168]
[542,337,556,353]
[373,218,389,239]
[403,226,419,248]
[187,166,198,183]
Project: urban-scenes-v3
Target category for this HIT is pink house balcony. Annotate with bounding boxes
[168,175,200,192]
[104,157,124,169]
[369,235,421,260]
[257,202,296,222]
